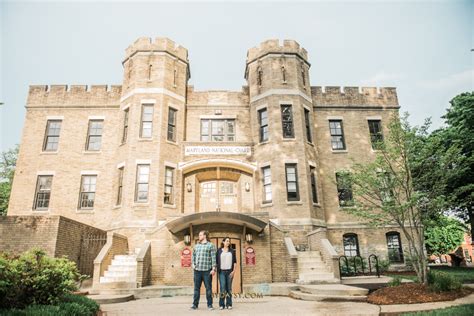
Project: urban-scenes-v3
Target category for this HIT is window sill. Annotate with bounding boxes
[33,209,50,212]
[163,204,176,209]
[138,138,154,142]
[306,141,314,147]
[312,203,321,207]
[165,140,179,146]
[40,151,58,155]
[257,141,269,146]
[260,202,273,208]
[83,150,102,154]
[133,202,149,208]
[282,138,296,141]
[331,149,348,154]
[113,205,121,209]
[286,201,303,205]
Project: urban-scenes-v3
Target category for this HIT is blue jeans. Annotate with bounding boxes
[219,270,233,308]
[192,269,213,308]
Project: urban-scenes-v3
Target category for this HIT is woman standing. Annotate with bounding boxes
[216,237,237,310]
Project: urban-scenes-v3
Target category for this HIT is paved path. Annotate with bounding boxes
[100,296,380,316]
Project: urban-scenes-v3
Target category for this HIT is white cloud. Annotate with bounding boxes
[359,71,404,86]
[417,69,473,91]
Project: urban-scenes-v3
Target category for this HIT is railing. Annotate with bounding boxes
[338,254,380,279]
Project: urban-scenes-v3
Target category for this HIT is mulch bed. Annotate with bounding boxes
[367,283,474,305]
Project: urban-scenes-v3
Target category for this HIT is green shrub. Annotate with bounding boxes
[0,249,81,309]
[427,270,462,292]
[388,275,402,287]
[376,259,391,274]
[61,294,99,315]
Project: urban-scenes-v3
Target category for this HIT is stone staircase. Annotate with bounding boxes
[100,254,137,284]
[296,251,339,285]
[289,284,369,302]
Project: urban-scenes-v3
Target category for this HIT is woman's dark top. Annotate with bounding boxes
[216,247,237,272]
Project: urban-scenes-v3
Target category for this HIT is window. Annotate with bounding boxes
[167,108,177,142]
[281,66,286,83]
[43,120,62,151]
[200,119,235,142]
[86,120,103,151]
[281,105,294,138]
[140,104,154,138]
[386,232,404,263]
[202,182,216,194]
[329,120,346,150]
[220,182,234,194]
[343,233,359,257]
[262,166,272,203]
[285,163,299,201]
[336,172,353,206]
[368,120,384,149]
[33,175,53,210]
[258,108,269,142]
[164,166,174,205]
[310,166,318,204]
[122,109,129,144]
[301,62,306,87]
[135,164,150,202]
[304,109,312,143]
[79,175,97,209]
[257,66,263,86]
[116,167,124,205]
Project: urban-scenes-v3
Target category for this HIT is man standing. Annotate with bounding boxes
[191,230,216,310]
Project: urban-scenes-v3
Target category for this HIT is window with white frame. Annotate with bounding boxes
[33,175,53,210]
[135,164,150,202]
[79,175,97,209]
[43,120,62,151]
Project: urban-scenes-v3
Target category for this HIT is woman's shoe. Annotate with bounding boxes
[227,306,232,310]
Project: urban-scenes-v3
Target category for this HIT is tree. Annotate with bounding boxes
[424,215,466,257]
[340,113,448,284]
[0,145,19,215]
[440,92,474,237]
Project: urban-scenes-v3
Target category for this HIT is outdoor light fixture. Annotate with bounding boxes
[184,234,191,245]
[186,183,192,192]
[245,182,250,192]
[245,233,253,243]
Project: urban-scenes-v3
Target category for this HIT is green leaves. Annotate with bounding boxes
[424,216,466,256]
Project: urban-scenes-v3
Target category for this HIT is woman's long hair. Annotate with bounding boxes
[220,237,231,249]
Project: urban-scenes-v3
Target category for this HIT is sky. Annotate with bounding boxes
[0,0,472,152]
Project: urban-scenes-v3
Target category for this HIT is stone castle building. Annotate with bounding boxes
[7,37,407,293]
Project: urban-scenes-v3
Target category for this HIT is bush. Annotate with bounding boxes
[376,259,391,274]
[0,249,81,309]
[388,275,402,287]
[427,270,462,293]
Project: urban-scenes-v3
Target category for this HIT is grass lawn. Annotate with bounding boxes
[387,266,474,283]
[402,304,474,315]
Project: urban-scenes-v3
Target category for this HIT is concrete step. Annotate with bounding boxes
[115,255,137,260]
[298,261,327,269]
[87,294,134,304]
[298,267,331,274]
[298,272,335,280]
[100,276,136,283]
[111,259,137,266]
[104,270,137,278]
[297,251,321,257]
[108,265,136,272]
[299,284,368,296]
[297,257,323,263]
[289,290,367,302]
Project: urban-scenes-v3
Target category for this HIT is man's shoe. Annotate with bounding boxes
[219,306,224,310]
[208,306,214,310]
[227,306,232,310]
[190,305,197,310]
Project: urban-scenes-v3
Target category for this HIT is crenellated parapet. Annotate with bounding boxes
[186,86,249,106]
[246,39,309,65]
[123,37,188,63]
[27,85,122,107]
[311,86,399,107]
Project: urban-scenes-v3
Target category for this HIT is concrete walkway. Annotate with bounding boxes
[380,293,474,315]
[100,296,380,316]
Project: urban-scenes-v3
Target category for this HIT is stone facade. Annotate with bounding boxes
[8,37,406,288]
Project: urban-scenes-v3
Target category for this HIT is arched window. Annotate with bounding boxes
[343,233,359,257]
[173,69,177,87]
[148,64,153,81]
[281,66,286,83]
[386,232,404,263]
[257,66,263,86]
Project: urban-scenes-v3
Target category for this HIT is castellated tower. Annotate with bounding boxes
[116,38,190,229]
[245,40,324,231]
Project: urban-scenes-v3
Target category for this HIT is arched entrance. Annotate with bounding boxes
[179,159,257,213]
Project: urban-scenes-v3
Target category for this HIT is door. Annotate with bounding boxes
[198,237,242,294]
[199,181,237,212]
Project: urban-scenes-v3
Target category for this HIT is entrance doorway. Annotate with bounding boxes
[198,237,242,294]
[199,181,237,212]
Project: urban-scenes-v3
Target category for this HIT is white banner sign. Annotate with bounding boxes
[184,146,251,156]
